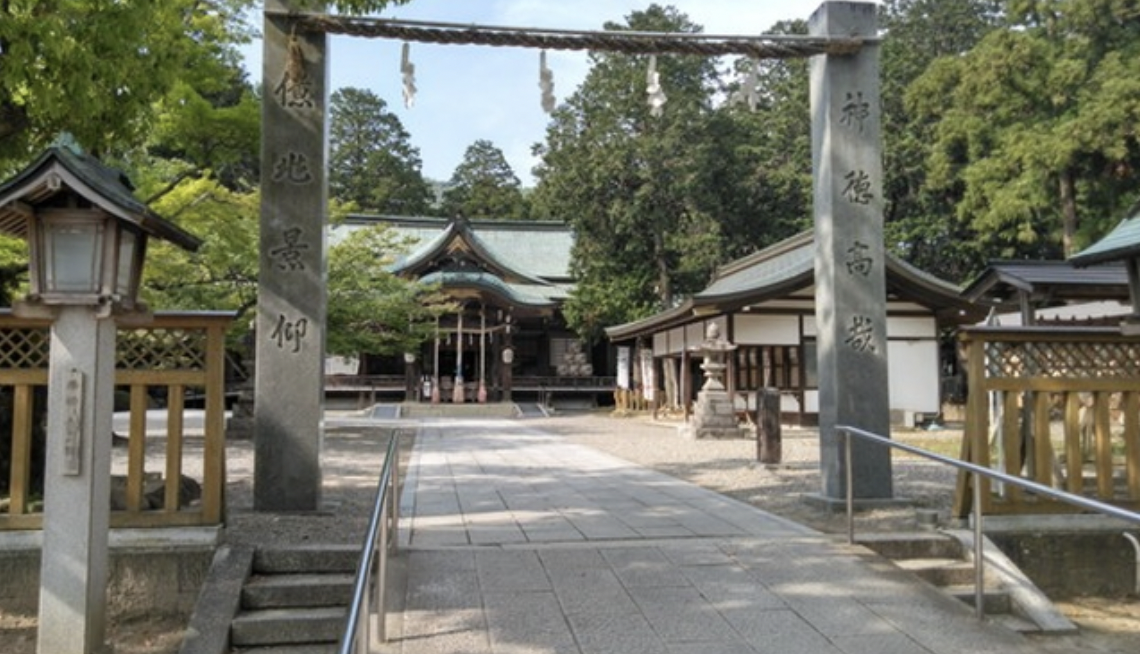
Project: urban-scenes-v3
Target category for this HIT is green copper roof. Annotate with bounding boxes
[419,271,562,307]
[606,230,974,341]
[342,215,573,281]
[1070,205,1140,266]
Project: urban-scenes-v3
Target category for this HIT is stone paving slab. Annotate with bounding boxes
[393,419,1037,654]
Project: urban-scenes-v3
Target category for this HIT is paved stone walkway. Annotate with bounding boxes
[393,419,1036,654]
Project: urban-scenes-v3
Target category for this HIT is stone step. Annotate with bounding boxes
[894,557,988,587]
[242,573,355,610]
[856,532,963,560]
[399,402,520,419]
[254,545,360,575]
[993,612,1043,634]
[944,584,1013,614]
[231,645,338,654]
[231,607,346,648]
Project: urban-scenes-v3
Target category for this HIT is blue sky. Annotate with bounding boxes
[243,1,865,185]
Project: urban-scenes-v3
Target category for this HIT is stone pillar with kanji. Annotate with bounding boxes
[810,2,893,501]
[255,1,328,511]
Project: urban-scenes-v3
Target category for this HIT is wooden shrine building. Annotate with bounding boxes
[329,215,615,404]
[605,231,984,425]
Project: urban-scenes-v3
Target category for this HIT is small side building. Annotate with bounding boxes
[605,231,982,426]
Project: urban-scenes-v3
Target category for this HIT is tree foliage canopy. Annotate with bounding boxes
[440,140,528,220]
[327,224,454,357]
[329,87,435,215]
[531,6,812,340]
[0,0,257,171]
[907,0,1140,272]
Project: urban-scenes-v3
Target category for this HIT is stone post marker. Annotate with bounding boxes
[809,2,893,501]
[37,308,115,654]
[256,0,328,511]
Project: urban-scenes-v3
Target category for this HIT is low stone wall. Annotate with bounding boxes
[988,520,1139,598]
[0,529,216,621]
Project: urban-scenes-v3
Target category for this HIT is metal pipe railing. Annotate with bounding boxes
[338,433,401,653]
[837,424,1140,620]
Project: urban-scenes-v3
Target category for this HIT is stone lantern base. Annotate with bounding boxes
[684,388,745,440]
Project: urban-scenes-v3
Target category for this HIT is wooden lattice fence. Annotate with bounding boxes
[0,311,232,530]
[955,326,1140,518]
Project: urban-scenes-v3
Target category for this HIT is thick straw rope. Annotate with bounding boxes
[287,13,865,59]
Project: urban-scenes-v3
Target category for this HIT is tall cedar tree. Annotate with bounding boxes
[329,87,435,215]
[533,5,743,341]
[908,0,1140,275]
[441,140,529,220]
[879,0,1004,283]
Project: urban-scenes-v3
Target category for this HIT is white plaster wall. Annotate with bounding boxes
[733,314,800,345]
[653,331,668,355]
[887,339,940,413]
[887,316,936,338]
[805,389,819,413]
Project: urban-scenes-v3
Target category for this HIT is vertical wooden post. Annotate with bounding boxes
[757,388,782,464]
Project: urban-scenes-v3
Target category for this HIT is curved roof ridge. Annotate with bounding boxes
[419,270,559,308]
[884,249,963,297]
[712,230,813,279]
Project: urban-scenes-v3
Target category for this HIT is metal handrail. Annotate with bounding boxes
[837,424,1140,620]
[338,433,401,653]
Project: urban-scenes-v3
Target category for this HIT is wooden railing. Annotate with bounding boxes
[954,326,1140,518]
[0,310,233,530]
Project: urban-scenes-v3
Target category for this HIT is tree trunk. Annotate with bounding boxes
[653,230,671,307]
[1059,169,1078,257]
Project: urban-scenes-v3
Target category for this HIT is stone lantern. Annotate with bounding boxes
[0,139,200,654]
[685,322,742,440]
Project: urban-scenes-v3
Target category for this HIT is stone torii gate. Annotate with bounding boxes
[255,1,892,511]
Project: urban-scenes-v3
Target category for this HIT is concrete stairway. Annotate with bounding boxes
[229,545,359,653]
[856,531,1076,635]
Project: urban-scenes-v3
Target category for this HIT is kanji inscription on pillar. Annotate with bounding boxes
[270,227,310,271]
[269,314,308,354]
[840,91,870,133]
[272,152,314,185]
[842,170,874,205]
[845,241,873,277]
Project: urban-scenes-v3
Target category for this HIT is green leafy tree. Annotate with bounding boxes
[908,0,1140,272]
[718,20,816,258]
[440,140,528,220]
[0,235,26,307]
[0,0,410,172]
[879,0,1004,282]
[329,87,434,215]
[327,224,454,358]
[0,0,255,171]
[140,177,261,321]
[532,5,743,340]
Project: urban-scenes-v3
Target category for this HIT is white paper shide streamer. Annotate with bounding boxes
[400,42,417,108]
[646,54,666,117]
[539,50,555,113]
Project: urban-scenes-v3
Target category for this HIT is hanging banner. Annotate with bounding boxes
[617,346,630,389]
[639,348,656,402]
